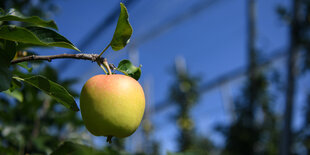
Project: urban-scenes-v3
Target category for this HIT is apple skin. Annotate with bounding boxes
[80,74,145,138]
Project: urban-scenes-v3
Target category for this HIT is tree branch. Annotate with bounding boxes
[281,0,301,154]
[153,50,287,113]
[10,53,103,64]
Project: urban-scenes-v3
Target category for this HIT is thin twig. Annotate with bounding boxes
[99,43,111,57]
[98,62,108,74]
[10,53,103,64]
[103,58,112,75]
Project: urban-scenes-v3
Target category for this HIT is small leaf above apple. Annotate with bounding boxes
[116,59,141,81]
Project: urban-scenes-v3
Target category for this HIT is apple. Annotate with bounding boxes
[80,74,145,141]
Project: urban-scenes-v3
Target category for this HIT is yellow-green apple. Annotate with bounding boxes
[80,74,145,141]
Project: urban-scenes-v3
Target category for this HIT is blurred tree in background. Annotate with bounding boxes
[0,0,57,18]
[217,0,279,154]
[219,0,310,154]
[0,64,90,154]
[284,0,310,154]
[169,57,215,154]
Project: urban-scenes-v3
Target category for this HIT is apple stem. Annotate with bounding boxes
[97,62,108,74]
[103,58,112,75]
[107,136,113,144]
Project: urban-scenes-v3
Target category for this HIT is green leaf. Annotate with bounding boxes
[0,67,12,91]
[167,150,209,155]
[0,9,58,30]
[51,142,130,155]
[0,40,16,91]
[9,78,22,91]
[110,3,133,51]
[3,89,23,102]
[17,62,32,72]
[0,8,4,15]
[13,75,79,111]
[117,59,141,80]
[0,25,80,51]
[51,142,102,155]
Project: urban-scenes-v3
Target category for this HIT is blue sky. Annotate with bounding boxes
[40,0,293,153]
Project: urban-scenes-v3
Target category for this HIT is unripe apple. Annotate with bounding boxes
[80,74,145,139]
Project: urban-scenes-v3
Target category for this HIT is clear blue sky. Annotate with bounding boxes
[43,0,292,153]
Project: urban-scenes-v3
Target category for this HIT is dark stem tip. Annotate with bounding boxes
[106,136,113,144]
